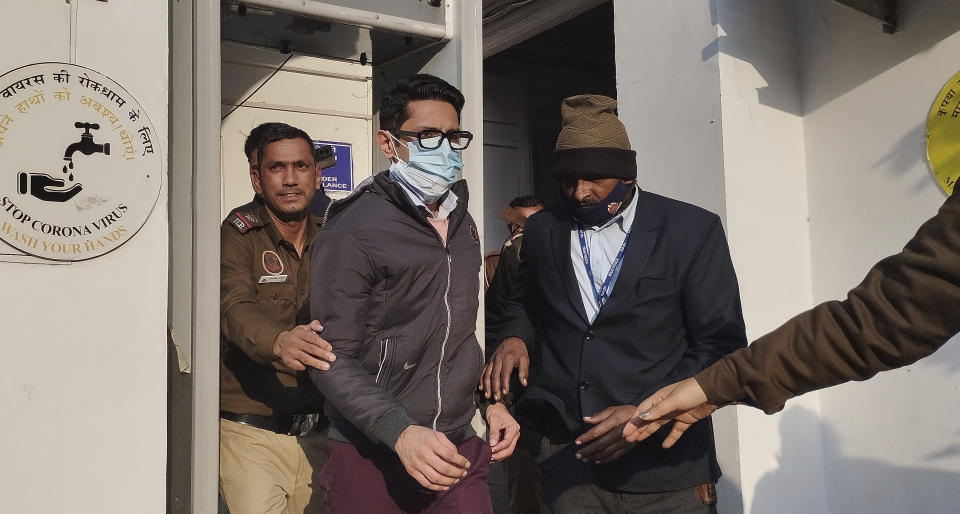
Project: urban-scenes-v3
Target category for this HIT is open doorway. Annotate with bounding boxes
[482,0,616,249]
[480,3,616,511]
[169,2,483,512]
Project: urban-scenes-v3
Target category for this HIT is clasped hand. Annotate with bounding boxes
[272,320,336,371]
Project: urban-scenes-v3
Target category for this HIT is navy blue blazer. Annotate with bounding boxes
[502,189,748,493]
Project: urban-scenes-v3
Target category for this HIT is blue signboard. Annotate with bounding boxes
[314,140,353,192]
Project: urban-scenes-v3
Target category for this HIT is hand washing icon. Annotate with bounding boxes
[17,121,110,202]
[17,172,83,202]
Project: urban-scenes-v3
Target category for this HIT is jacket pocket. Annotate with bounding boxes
[636,276,677,297]
[375,337,397,385]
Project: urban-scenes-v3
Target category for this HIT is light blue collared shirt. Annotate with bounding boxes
[570,185,639,323]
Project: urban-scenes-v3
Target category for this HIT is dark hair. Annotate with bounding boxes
[379,74,465,133]
[509,195,544,208]
[249,123,315,169]
[245,122,286,162]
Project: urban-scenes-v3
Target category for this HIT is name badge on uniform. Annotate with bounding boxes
[259,274,288,284]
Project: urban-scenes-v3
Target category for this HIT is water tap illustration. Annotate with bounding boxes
[17,121,111,203]
[64,122,111,163]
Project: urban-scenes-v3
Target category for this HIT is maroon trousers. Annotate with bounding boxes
[317,435,492,513]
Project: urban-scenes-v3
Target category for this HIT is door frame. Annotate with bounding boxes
[168,2,483,512]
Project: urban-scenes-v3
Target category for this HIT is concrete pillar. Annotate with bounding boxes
[614,1,825,512]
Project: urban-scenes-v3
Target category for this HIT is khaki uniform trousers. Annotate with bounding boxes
[219,419,328,514]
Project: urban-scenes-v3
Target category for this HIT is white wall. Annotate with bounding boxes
[0,1,168,513]
[715,1,827,513]
[797,0,960,512]
[220,43,373,216]
[614,0,727,221]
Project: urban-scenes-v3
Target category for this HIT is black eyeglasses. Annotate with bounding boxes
[394,129,474,150]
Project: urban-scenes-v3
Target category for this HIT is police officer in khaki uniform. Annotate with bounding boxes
[220,122,336,514]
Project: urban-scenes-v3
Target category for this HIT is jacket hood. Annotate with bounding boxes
[323,170,471,234]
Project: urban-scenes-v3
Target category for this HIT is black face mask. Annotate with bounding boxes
[571,180,631,226]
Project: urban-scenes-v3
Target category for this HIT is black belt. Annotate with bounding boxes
[220,411,325,437]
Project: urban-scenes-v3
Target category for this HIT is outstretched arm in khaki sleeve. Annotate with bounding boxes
[624,184,960,447]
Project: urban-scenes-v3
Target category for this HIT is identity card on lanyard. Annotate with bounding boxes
[577,225,632,307]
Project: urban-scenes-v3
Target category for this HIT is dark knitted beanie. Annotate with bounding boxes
[553,95,637,181]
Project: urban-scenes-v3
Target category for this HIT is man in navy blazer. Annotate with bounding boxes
[480,95,747,513]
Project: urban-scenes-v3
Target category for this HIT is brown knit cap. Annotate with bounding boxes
[553,95,637,181]
[556,95,631,150]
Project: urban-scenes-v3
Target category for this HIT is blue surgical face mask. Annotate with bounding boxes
[388,133,463,203]
[571,180,631,226]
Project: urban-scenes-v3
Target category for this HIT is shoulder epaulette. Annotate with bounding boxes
[226,210,265,234]
[504,231,523,247]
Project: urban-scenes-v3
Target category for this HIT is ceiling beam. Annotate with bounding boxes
[483,0,607,58]
[831,0,900,34]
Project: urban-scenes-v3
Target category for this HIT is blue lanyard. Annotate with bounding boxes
[577,224,632,307]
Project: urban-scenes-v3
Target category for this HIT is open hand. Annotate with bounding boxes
[19,172,83,202]
[478,337,529,401]
[621,378,718,448]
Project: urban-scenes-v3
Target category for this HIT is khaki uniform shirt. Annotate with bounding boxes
[220,202,325,416]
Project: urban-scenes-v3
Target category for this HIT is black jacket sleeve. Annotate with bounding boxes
[638,216,748,401]
[307,228,415,449]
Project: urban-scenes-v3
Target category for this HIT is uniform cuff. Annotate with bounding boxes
[252,323,286,363]
[695,358,743,407]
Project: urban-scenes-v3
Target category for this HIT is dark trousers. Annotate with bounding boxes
[537,438,718,514]
[504,428,549,513]
[317,436,492,513]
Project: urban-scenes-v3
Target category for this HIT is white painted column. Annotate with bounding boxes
[0,1,169,513]
[614,0,727,221]
[613,1,743,511]
[714,2,825,512]
[614,2,825,513]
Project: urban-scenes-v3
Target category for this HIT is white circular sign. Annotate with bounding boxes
[0,62,161,261]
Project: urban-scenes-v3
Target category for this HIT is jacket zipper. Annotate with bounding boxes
[432,249,453,430]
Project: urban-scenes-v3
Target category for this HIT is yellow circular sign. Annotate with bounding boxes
[926,70,960,195]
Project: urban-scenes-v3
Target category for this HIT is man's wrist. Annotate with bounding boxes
[500,336,526,351]
[486,402,507,417]
[272,330,287,355]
